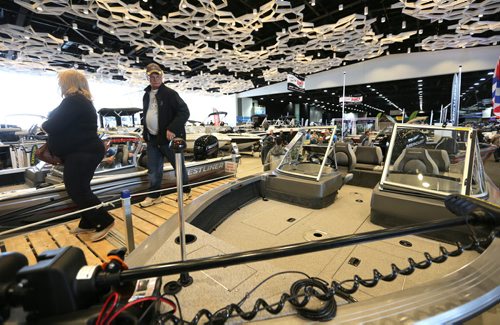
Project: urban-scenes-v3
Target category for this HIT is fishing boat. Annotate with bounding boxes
[0,134,239,236]
[121,123,499,323]
[0,124,498,324]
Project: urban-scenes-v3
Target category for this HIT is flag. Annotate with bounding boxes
[493,56,500,118]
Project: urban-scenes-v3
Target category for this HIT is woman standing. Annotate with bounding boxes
[42,70,114,242]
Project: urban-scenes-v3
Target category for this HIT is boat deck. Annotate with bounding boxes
[0,178,237,265]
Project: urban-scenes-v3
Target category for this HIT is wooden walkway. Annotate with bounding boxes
[0,178,236,265]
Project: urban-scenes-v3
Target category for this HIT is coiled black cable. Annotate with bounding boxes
[157,233,492,324]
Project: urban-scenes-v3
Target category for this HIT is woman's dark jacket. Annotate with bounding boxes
[42,93,103,157]
[142,84,190,145]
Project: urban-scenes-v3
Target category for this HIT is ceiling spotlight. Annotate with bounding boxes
[438,19,443,23]
[366,85,371,88]
[63,35,68,42]
[381,17,386,23]
[162,15,167,22]
[407,48,411,53]
[480,77,486,81]
[488,71,494,75]
[402,21,406,29]
[339,4,343,11]
[311,0,316,6]
[215,43,219,50]
[119,49,124,54]
[72,23,78,30]
[136,57,140,63]
[98,35,103,44]
[419,29,423,35]
[83,9,89,15]
[364,6,368,15]
[36,6,43,12]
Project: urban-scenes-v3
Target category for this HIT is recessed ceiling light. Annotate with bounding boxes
[366,85,371,88]
[487,71,494,75]
[480,78,486,81]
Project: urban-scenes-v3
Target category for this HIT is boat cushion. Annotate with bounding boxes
[393,148,439,175]
[426,149,450,172]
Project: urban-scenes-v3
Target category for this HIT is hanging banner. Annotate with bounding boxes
[450,73,460,125]
[287,73,305,93]
[493,56,500,118]
[339,96,363,103]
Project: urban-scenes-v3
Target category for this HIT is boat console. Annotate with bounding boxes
[371,124,500,243]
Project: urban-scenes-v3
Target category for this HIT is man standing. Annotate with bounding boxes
[140,63,191,207]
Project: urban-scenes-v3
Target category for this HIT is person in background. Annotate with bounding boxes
[140,63,191,207]
[42,70,114,241]
[360,130,370,146]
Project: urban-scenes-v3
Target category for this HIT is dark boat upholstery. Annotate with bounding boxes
[333,142,356,172]
[426,149,450,172]
[393,148,439,175]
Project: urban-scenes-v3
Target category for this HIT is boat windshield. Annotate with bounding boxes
[380,124,486,198]
[276,126,337,181]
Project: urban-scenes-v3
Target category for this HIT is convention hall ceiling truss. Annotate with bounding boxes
[0,0,499,95]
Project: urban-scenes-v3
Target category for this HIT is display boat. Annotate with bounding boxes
[0,135,239,237]
[0,125,498,324]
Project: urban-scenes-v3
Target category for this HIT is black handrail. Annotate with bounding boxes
[96,213,491,286]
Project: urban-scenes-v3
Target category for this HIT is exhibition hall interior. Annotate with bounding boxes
[0,1,499,324]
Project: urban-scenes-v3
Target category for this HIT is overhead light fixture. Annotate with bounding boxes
[402,21,406,29]
[136,57,140,63]
[98,35,103,44]
[407,48,411,53]
[162,15,167,22]
[311,0,316,6]
[419,29,423,35]
[381,17,386,23]
[36,6,43,12]
[63,35,68,42]
[215,43,219,50]
[364,6,368,15]
[72,23,78,30]
[339,4,343,11]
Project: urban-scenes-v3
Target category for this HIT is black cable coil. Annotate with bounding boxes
[157,233,491,324]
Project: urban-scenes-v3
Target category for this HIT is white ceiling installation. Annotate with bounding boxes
[0,0,498,94]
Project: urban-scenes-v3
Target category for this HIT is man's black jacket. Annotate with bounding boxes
[142,84,190,145]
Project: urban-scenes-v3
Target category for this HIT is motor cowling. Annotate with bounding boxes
[194,135,219,161]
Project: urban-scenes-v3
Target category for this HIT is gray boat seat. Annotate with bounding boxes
[426,149,450,172]
[393,148,439,175]
[333,142,356,172]
[354,146,383,171]
[435,136,458,154]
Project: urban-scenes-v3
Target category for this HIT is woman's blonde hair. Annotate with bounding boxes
[58,70,92,100]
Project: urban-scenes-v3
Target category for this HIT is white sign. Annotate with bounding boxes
[339,96,363,103]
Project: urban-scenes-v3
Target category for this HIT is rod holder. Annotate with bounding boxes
[121,190,135,252]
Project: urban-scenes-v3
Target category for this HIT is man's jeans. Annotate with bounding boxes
[147,135,190,198]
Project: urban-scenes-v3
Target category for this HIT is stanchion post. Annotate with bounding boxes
[121,190,135,253]
[170,138,193,287]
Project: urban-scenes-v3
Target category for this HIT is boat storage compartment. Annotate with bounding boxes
[263,170,343,209]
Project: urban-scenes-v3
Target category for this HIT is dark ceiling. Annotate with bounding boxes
[254,69,495,119]
[0,0,498,116]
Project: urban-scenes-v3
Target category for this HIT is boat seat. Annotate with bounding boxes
[435,136,458,155]
[353,146,383,171]
[426,149,450,172]
[332,142,356,172]
[393,148,439,175]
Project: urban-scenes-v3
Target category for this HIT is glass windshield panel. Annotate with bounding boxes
[470,139,487,196]
[384,125,470,195]
[276,127,337,180]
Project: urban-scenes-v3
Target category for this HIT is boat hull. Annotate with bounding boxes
[0,156,237,237]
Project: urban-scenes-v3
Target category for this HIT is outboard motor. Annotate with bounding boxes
[193,135,219,161]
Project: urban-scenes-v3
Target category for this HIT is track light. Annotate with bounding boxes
[98,35,103,44]
[381,17,386,23]
[339,4,343,11]
[311,0,315,6]
[364,6,368,15]
[402,21,406,29]
[72,23,78,30]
